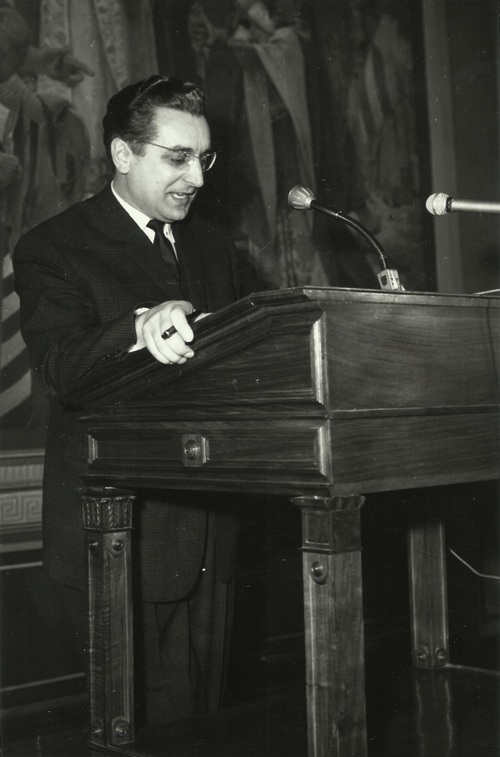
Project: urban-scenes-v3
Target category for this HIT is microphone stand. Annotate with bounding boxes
[288,185,404,292]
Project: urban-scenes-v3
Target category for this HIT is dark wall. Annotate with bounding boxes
[446,0,499,292]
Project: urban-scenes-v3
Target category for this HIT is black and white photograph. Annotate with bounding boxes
[0,1,499,755]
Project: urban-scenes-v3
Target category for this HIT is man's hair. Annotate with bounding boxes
[102,75,206,160]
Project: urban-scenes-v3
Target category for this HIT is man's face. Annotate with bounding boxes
[113,106,211,222]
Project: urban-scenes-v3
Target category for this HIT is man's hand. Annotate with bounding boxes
[134,301,202,365]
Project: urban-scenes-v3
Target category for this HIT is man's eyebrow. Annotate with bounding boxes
[165,144,212,155]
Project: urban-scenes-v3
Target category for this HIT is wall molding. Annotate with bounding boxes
[0,450,44,492]
[0,451,44,532]
[0,490,42,530]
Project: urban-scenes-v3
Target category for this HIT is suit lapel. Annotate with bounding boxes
[92,186,185,298]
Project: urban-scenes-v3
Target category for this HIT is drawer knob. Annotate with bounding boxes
[184,439,200,460]
[181,434,209,466]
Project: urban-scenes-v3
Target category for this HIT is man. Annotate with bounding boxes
[13,75,256,724]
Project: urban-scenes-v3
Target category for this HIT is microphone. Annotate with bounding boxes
[426,193,500,216]
[288,185,404,292]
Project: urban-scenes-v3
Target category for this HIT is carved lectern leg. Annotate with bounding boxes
[407,505,449,669]
[293,495,367,757]
[81,487,135,749]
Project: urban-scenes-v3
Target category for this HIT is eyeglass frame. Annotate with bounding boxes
[140,140,217,172]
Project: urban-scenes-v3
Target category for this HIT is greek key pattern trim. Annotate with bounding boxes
[0,490,42,529]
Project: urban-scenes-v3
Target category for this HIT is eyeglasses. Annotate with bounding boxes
[141,141,217,172]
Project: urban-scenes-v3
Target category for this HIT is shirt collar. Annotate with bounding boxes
[111,181,172,238]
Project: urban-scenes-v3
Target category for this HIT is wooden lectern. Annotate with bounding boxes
[77,287,500,756]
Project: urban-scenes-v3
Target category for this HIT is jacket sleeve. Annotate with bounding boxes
[13,227,146,402]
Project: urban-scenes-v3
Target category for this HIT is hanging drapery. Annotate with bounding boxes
[38,0,158,194]
[0,3,90,430]
[0,0,157,435]
[185,1,327,289]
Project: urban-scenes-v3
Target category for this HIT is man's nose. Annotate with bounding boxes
[185,158,204,188]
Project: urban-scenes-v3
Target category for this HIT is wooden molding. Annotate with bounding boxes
[0,450,44,492]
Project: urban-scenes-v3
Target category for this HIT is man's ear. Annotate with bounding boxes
[111,138,132,174]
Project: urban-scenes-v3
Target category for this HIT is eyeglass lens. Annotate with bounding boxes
[143,141,216,171]
[199,152,216,171]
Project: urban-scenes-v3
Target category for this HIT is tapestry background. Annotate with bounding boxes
[0,0,434,445]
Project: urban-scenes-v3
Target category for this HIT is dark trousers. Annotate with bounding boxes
[59,513,234,726]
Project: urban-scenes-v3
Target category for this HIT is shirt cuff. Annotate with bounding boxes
[129,307,150,352]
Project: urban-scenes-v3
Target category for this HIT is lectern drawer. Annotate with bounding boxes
[87,419,331,490]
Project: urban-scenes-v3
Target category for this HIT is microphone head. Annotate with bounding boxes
[288,185,315,210]
[426,192,449,216]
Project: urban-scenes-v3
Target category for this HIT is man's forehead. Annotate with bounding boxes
[153,107,210,142]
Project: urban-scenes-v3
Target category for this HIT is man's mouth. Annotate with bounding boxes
[171,191,195,200]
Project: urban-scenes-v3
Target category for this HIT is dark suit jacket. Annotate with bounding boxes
[13,185,254,601]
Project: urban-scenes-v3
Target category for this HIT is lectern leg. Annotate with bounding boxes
[81,486,136,749]
[407,504,449,668]
[293,495,367,757]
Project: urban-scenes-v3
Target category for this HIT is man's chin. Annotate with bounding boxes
[165,197,194,220]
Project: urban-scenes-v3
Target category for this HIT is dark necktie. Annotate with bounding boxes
[147,219,180,280]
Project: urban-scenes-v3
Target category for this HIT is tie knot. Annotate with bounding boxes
[147,218,166,238]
